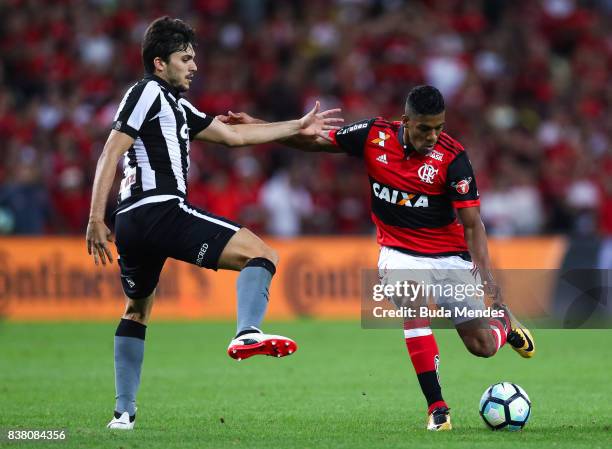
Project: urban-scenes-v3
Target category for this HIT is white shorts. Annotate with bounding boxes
[377,246,485,325]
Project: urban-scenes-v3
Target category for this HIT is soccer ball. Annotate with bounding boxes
[479,382,531,431]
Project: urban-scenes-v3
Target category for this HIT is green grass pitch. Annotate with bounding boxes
[1,321,610,448]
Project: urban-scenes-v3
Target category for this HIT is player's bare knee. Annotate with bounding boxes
[465,336,495,358]
[123,308,147,323]
[465,342,480,357]
[123,296,153,324]
[242,243,277,268]
[123,310,148,323]
[479,345,497,358]
[221,228,278,270]
[476,339,497,358]
[485,338,499,357]
[260,246,279,266]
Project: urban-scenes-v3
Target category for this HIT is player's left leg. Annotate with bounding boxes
[217,227,297,360]
[495,304,536,358]
[217,227,279,337]
[455,316,508,358]
[436,255,523,358]
[163,201,296,361]
[455,305,536,360]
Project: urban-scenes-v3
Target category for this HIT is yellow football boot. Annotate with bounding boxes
[498,304,536,358]
[427,407,452,431]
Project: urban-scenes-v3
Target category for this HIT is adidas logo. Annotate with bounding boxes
[376,154,388,164]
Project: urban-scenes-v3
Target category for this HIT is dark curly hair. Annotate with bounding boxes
[405,85,445,116]
[142,17,195,74]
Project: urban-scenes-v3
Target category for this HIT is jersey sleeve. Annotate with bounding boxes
[328,118,375,158]
[112,81,161,138]
[446,151,480,208]
[179,98,214,140]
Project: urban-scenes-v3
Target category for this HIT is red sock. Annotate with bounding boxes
[404,319,448,414]
[489,313,510,353]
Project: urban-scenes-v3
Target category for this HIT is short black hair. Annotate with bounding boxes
[405,85,445,116]
[142,17,195,74]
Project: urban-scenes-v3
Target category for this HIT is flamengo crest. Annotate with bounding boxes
[417,163,438,184]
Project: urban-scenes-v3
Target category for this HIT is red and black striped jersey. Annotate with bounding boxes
[329,117,479,257]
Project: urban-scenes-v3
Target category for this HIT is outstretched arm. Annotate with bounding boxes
[194,101,341,148]
[216,109,345,153]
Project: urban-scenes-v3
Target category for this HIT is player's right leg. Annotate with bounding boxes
[107,291,156,430]
[378,247,451,430]
[404,319,452,431]
[107,201,169,430]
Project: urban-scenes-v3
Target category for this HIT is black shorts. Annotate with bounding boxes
[114,198,242,299]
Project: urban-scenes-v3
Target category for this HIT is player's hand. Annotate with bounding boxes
[298,101,343,139]
[472,265,502,304]
[86,219,114,266]
[216,111,260,125]
[484,280,502,305]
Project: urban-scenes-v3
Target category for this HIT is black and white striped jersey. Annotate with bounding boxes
[112,74,213,214]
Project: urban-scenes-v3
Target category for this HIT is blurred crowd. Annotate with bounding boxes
[1,0,611,237]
